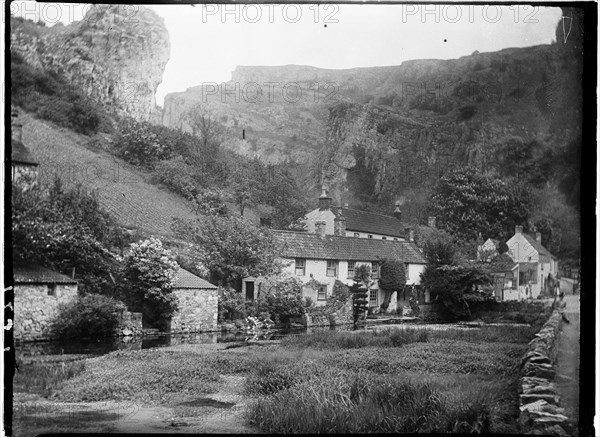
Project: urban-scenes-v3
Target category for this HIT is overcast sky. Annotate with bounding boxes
[11,3,563,106]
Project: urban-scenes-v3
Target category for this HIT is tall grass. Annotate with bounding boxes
[245,371,494,433]
[281,324,535,349]
[14,357,86,396]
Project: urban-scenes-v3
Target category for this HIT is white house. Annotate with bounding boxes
[304,187,436,241]
[506,225,559,299]
[243,230,427,313]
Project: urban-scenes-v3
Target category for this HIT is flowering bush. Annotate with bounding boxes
[246,316,274,331]
[121,238,179,330]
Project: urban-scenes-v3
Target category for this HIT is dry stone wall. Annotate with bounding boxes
[14,283,78,341]
[170,288,218,333]
[518,308,571,436]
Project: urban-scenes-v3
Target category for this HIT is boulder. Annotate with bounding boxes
[520,394,560,405]
[523,362,556,379]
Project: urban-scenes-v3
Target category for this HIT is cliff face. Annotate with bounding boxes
[11,5,170,121]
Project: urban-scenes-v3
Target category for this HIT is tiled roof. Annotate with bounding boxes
[273,230,426,264]
[517,262,538,273]
[336,207,405,238]
[13,264,77,284]
[521,233,554,258]
[12,139,38,165]
[173,269,217,289]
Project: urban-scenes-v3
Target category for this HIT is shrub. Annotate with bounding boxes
[50,294,127,339]
[113,118,175,167]
[260,276,305,324]
[154,157,199,200]
[218,287,247,321]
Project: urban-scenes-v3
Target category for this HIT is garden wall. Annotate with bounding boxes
[518,308,571,435]
[170,288,218,333]
[14,283,78,341]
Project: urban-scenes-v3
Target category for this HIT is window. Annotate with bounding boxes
[393,238,399,241]
[382,237,387,240]
[347,261,356,278]
[354,233,360,238]
[371,261,379,279]
[368,234,373,239]
[327,261,338,277]
[295,258,306,276]
[369,289,378,306]
[47,285,56,296]
[318,285,327,300]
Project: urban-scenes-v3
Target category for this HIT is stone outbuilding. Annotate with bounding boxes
[14,264,78,341]
[170,269,218,333]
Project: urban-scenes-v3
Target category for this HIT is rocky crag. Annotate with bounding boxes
[10,5,170,121]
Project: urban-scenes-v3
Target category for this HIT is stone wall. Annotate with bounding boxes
[14,283,78,341]
[518,308,571,435]
[170,288,218,333]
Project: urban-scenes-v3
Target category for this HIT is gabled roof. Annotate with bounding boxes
[12,139,38,166]
[13,264,77,284]
[487,253,517,273]
[520,233,555,258]
[273,230,426,264]
[335,207,405,238]
[173,269,217,289]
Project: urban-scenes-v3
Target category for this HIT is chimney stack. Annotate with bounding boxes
[334,209,346,236]
[11,110,23,143]
[393,201,402,222]
[536,232,542,244]
[318,186,332,211]
[515,225,523,234]
[315,221,326,238]
[428,216,436,229]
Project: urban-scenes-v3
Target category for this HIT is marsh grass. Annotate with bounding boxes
[14,357,86,396]
[54,349,221,404]
[246,372,496,433]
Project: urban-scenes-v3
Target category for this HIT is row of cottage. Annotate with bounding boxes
[11,113,558,340]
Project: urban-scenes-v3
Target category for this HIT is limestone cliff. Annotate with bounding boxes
[11,5,170,121]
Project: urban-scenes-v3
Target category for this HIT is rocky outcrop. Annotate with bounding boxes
[518,309,571,436]
[11,5,170,121]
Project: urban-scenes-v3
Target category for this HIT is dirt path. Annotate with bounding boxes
[554,294,580,435]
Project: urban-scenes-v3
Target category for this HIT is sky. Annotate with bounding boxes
[10,3,563,106]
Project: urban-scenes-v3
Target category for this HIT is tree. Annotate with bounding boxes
[12,176,121,295]
[184,104,224,150]
[171,214,284,290]
[121,238,179,330]
[378,259,406,312]
[429,166,531,243]
[351,265,371,326]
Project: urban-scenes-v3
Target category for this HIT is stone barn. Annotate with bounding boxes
[170,269,218,333]
[14,264,78,341]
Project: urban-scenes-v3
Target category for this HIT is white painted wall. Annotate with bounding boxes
[406,264,425,285]
[304,209,336,234]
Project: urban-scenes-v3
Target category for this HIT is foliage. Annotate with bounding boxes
[153,157,200,200]
[12,176,121,294]
[218,287,248,321]
[378,259,406,311]
[192,188,229,216]
[50,294,128,340]
[259,276,305,324]
[121,238,179,330]
[11,52,112,135]
[113,118,176,168]
[14,357,86,397]
[350,265,372,325]
[420,263,492,321]
[172,214,283,289]
[429,167,531,243]
[421,231,457,265]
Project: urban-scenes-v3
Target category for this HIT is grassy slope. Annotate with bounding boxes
[19,112,198,238]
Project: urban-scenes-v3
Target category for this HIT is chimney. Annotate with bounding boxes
[318,186,332,211]
[11,110,22,143]
[428,216,436,229]
[393,201,402,221]
[536,232,542,244]
[315,221,326,238]
[405,227,414,242]
[334,209,346,236]
[515,225,523,234]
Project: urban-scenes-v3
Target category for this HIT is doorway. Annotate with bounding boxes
[245,281,255,300]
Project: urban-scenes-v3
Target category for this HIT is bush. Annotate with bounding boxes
[50,294,127,340]
[154,157,200,200]
[113,118,175,167]
[260,276,305,324]
[218,287,247,322]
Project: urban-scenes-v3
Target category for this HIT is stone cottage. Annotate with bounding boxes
[14,264,78,341]
[170,269,218,333]
[11,110,38,186]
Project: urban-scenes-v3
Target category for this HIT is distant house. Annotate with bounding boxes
[170,269,218,333]
[14,264,78,341]
[11,111,38,186]
[482,253,519,301]
[506,225,558,299]
[242,230,427,313]
[304,187,436,241]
